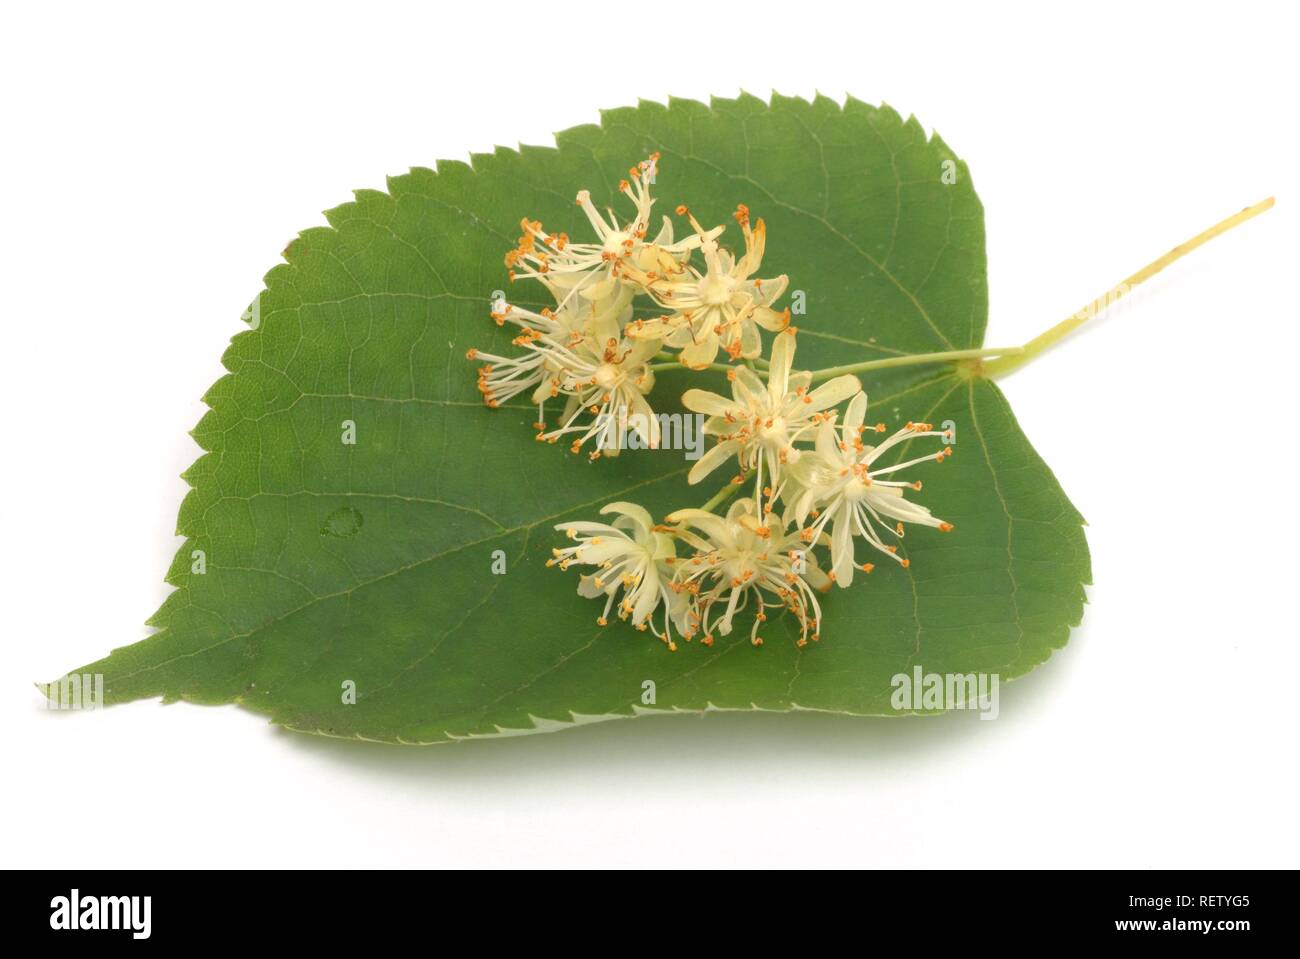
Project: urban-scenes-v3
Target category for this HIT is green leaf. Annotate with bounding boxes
[58,94,1090,743]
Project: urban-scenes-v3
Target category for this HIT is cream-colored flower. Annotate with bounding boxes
[551,502,683,646]
[790,393,954,586]
[624,205,789,368]
[469,300,585,409]
[504,154,719,309]
[533,301,662,457]
[667,497,828,647]
[680,330,861,497]
[471,296,660,456]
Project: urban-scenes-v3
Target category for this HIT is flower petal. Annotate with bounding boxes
[737,315,762,358]
[843,391,867,434]
[681,389,736,417]
[806,374,862,412]
[626,390,659,449]
[793,487,817,527]
[831,513,856,587]
[767,329,796,401]
[625,336,660,367]
[815,419,842,462]
[665,507,732,543]
[687,438,741,485]
[678,332,720,370]
[750,304,790,331]
[580,274,618,303]
[600,501,655,534]
[624,317,673,340]
[649,215,674,246]
[577,575,609,599]
[554,521,620,535]
[630,571,661,624]
[750,273,787,307]
[731,363,766,404]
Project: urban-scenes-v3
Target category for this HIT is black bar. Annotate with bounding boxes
[6,869,1286,945]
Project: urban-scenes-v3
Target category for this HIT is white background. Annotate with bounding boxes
[2,1,1296,869]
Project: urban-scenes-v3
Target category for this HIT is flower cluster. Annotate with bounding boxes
[469,154,783,457]
[471,156,955,650]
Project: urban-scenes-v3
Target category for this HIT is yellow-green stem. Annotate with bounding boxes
[809,346,1023,382]
[649,361,733,373]
[984,197,1275,378]
[700,483,740,513]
